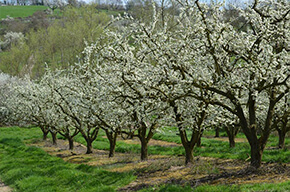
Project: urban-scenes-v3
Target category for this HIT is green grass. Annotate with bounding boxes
[0,6,122,20]
[0,127,135,192]
[0,5,48,19]
[0,51,9,56]
[0,126,289,191]
[140,181,290,192]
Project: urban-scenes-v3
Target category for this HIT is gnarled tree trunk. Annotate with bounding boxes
[215,127,220,137]
[235,87,277,169]
[196,136,202,147]
[68,137,74,150]
[225,127,236,148]
[50,131,57,145]
[140,139,148,161]
[136,120,156,161]
[40,126,49,140]
[86,139,93,154]
[277,129,286,149]
[179,129,200,165]
[109,140,116,158]
[80,127,99,154]
[171,101,205,165]
[184,143,194,164]
[225,123,240,148]
[105,129,118,158]
[228,134,235,148]
[42,130,49,141]
[250,143,263,168]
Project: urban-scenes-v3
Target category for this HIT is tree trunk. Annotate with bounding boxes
[68,137,74,150]
[40,126,49,141]
[228,133,235,148]
[215,127,220,137]
[51,131,57,145]
[196,136,201,147]
[178,126,200,165]
[277,130,286,149]
[109,139,116,158]
[105,130,118,158]
[86,139,93,154]
[250,144,263,168]
[184,145,194,165]
[171,102,198,165]
[140,140,148,161]
[225,127,236,148]
[42,131,48,140]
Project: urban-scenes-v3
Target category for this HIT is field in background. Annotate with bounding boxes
[0,5,123,20]
[0,6,48,19]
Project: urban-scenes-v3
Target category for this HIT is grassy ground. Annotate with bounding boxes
[140,182,290,192]
[0,6,48,19]
[0,127,135,192]
[0,127,289,192]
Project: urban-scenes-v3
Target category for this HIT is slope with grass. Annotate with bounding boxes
[0,6,48,19]
[0,127,135,192]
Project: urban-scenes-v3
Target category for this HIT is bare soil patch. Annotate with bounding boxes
[205,136,247,143]
[117,137,182,147]
[28,139,290,191]
[0,180,12,192]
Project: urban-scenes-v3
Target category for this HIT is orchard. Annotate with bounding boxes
[0,0,289,191]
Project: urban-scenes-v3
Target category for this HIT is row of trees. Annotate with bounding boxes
[1,0,289,169]
[0,0,82,6]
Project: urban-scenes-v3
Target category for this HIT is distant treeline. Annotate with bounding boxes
[0,0,44,5]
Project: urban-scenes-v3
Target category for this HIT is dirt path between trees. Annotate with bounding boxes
[112,137,182,147]
[28,139,290,191]
[205,136,247,143]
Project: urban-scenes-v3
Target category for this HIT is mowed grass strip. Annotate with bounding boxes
[0,5,47,19]
[0,127,135,192]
